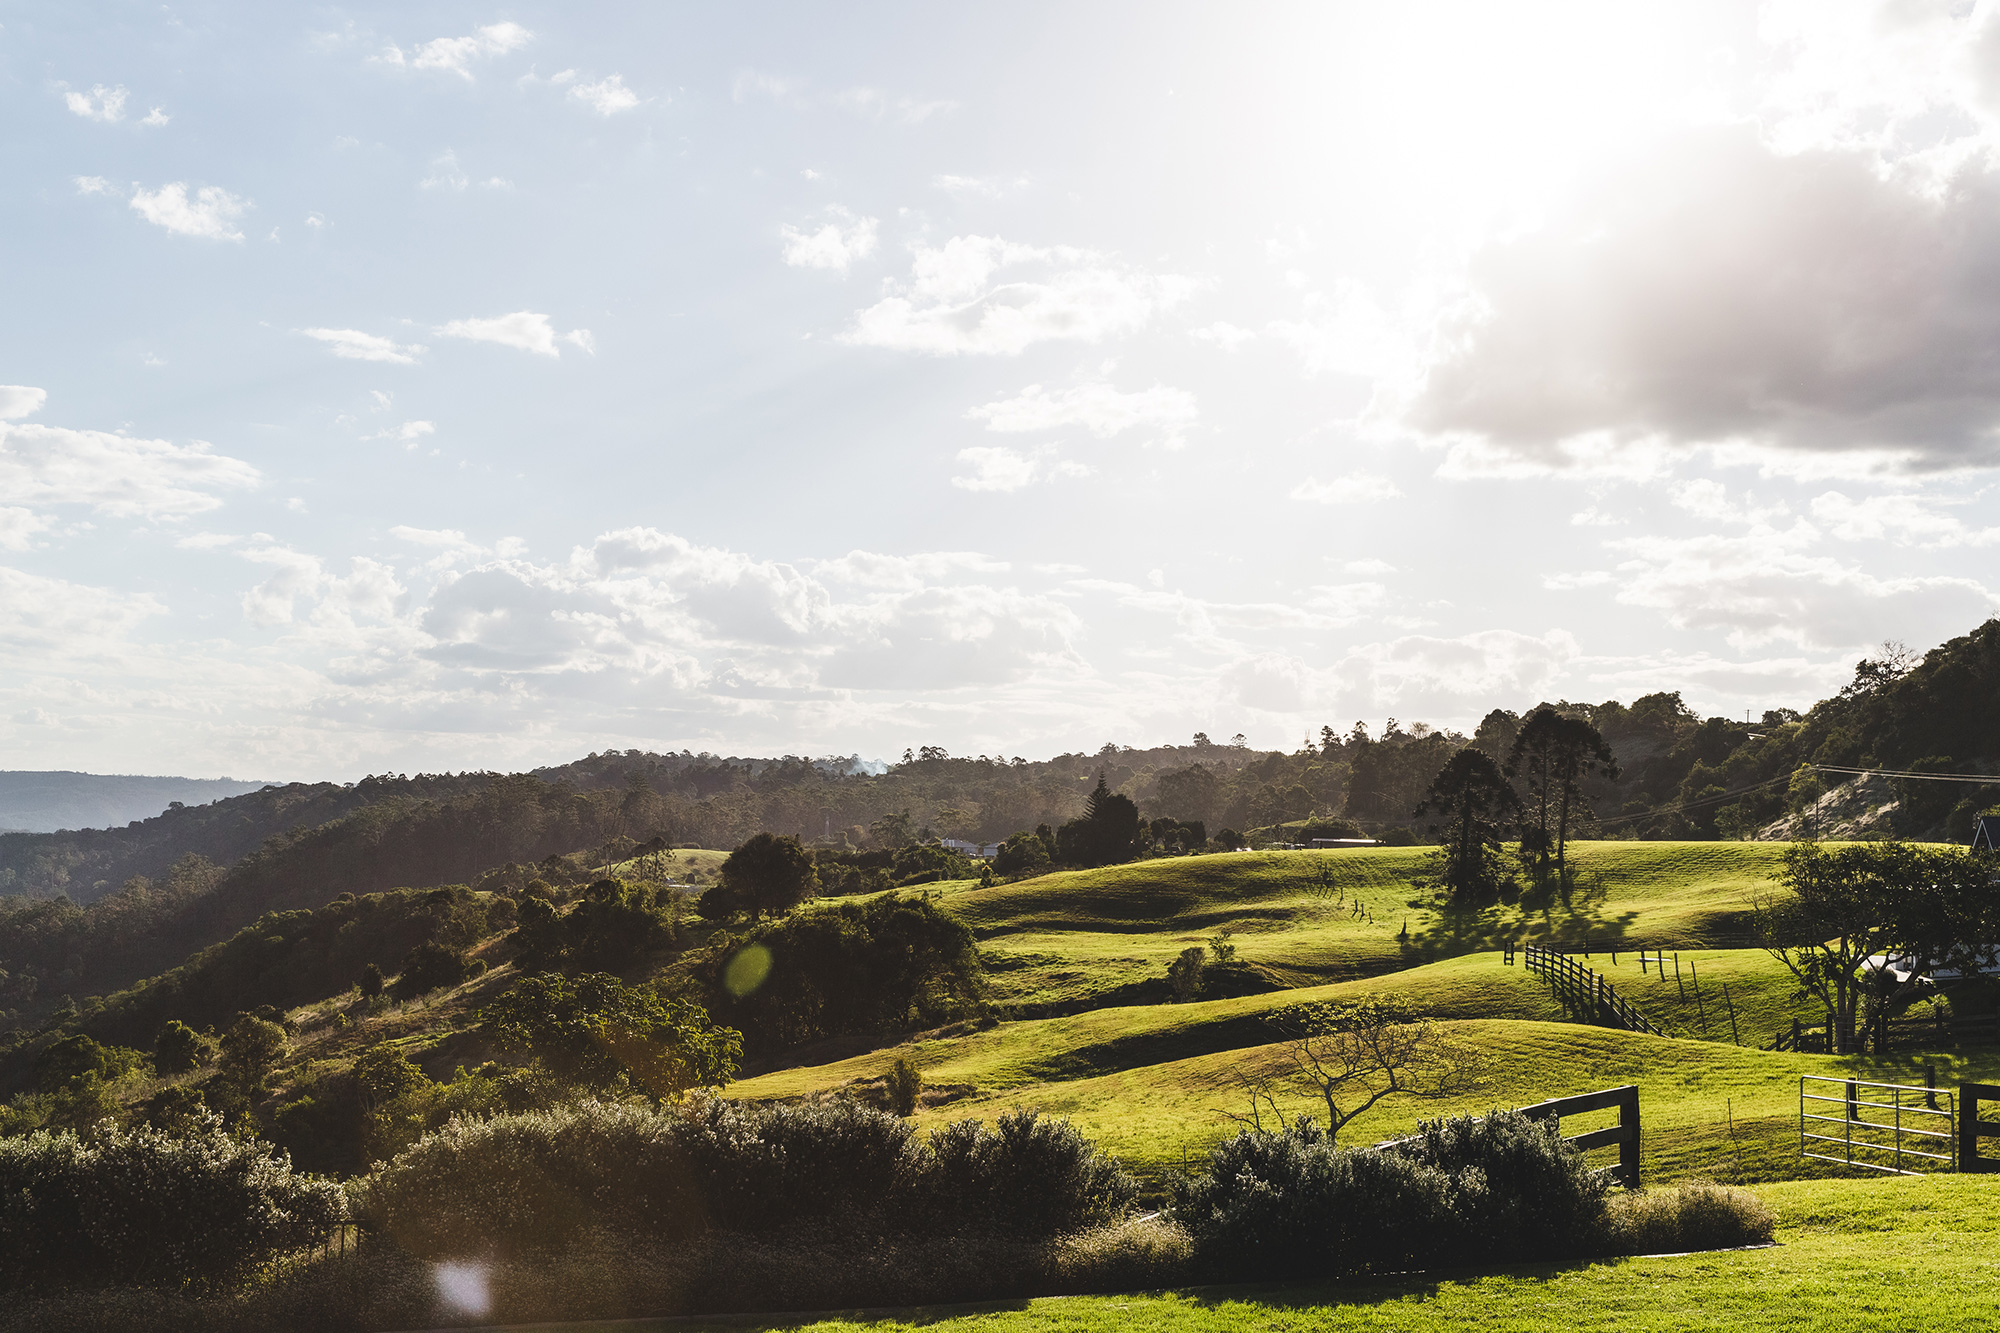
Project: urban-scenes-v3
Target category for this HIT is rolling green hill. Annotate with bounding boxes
[928,841,1797,1015]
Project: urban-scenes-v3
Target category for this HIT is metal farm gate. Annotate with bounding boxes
[1800,1075,1956,1175]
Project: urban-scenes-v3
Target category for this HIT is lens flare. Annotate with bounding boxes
[724,943,773,997]
[433,1260,491,1317]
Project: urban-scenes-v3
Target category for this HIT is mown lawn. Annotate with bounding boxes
[507,1174,2000,1333]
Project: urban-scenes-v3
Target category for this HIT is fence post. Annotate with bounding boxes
[1723,984,1741,1046]
[1620,1085,1641,1188]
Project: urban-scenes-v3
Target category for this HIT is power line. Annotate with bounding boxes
[1813,764,2000,785]
[1593,771,1795,827]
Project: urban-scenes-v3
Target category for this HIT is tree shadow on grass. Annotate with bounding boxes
[1401,869,1641,966]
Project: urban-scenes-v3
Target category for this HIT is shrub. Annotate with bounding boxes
[1168,1118,1452,1280]
[1169,1111,1608,1280]
[389,940,483,999]
[154,1019,214,1076]
[887,1057,922,1115]
[1605,1180,1776,1254]
[1388,1109,1607,1263]
[0,1114,343,1291]
[910,1110,1137,1237]
[354,1098,1130,1261]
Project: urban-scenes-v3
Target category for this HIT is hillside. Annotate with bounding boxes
[0,771,273,835]
[930,841,1788,1016]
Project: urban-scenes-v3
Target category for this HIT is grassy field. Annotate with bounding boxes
[936,842,1796,1013]
[731,842,1983,1187]
[731,944,1896,1184]
[485,1174,2000,1333]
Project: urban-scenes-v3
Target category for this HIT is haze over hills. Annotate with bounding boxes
[0,772,273,835]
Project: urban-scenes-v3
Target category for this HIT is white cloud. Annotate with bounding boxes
[933,174,1027,198]
[1344,558,1395,575]
[0,421,259,518]
[1189,322,1256,351]
[779,209,879,274]
[129,182,248,242]
[1217,629,1581,720]
[0,387,47,421]
[733,70,807,107]
[63,83,127,122]
[306,212,328,229]
[836,88,957,124]
[72,175,115,197]
[368,421,436,448]
[570,74,639,115]
[1570,507,1623,527]
[421,151,470,191]
[966,381,1199,447]
[0,566,164,647]
[381,22,532,79]
[1408,125,2000,474]
[434,311,590,358]
[950,445,1090,493]
[1596,525,2000,651]
[303,328,427,365]
[142,107,169,127]
[0,508,55,551]
[1289,474,1403,504]
[844,236,1197,356]
[1669,479,1789,526]
[1810,490,2000,546]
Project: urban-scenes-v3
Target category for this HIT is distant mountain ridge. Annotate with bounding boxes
[0,772,274,835]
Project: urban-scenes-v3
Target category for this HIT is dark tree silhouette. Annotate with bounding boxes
[1413,748,1522,901]
[700,832,820,920]
[1056,776,1141,867]
[1506,708,1618,878]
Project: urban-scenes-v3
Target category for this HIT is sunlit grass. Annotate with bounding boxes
[932,843,1816,1011]
[489,1174,2000,1333]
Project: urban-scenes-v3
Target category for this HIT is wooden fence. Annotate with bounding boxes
[1379,1084,1642,1189]
[1960,1082,2000,1173]
[1517,944,1665,1038]
[1774,1012,2000,1054]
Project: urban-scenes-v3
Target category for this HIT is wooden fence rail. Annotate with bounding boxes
[1378,1084,1642,1189]
[1517,944,1665,1038]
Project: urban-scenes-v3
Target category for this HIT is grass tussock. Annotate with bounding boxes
[1606,1179,1777,1254]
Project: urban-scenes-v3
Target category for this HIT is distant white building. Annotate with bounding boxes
[939,838,1001,859]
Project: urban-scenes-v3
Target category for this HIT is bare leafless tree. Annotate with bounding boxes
[1226,997,1479,1142]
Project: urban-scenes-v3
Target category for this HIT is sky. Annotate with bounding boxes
[4,1,2000,781]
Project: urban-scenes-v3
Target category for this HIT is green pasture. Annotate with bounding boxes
[935,842,1803,1011]
[731,953,1571,1099]
[567,1174,2000,1333]
[736,949,2000,1185]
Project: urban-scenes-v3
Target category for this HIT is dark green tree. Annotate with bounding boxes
[993,830,1051,876]
[358,962,385,1000]
[699,832,819,920]
[216,1015,287,1102]
[702,892,984,1050]
[1755,841,2000,1053]
[1413,748,1522,901]
[1056,776,1141,867]
[390,940,484,999]
[1506,707,1618,878]
[154,1019,213,1076]
[481,972,740,1098]
[1154,763,1222,827]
